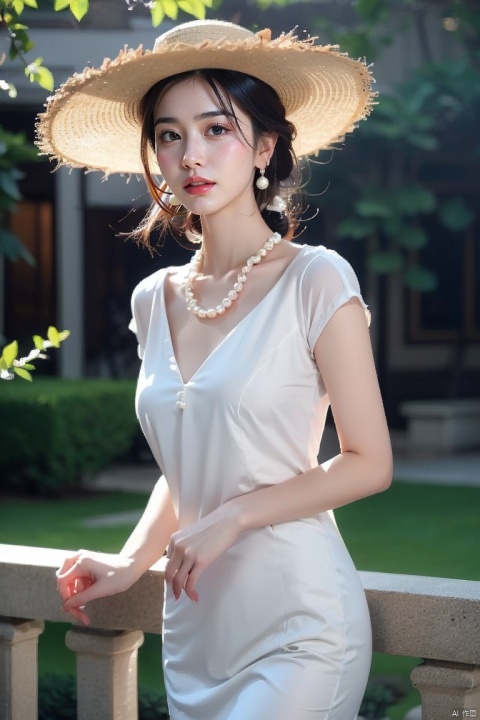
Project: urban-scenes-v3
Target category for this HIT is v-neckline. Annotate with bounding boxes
[161,244,307,386]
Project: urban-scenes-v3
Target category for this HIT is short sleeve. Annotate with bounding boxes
[301,249,371,356]
[128,314,144,360]
[129,270,163,361]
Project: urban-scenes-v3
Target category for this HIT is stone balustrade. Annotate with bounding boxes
[1,544,479,720]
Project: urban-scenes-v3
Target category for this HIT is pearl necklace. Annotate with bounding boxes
[183,232,282,319]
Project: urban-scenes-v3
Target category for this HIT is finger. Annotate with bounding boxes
[171,557,195,600]
[57,563,90,604]
[62,574,116,611]
[62,604,90,626]
[164,555,182,585]
[74,576,92,595]
[183,565,203,602]
[56,553,81,579]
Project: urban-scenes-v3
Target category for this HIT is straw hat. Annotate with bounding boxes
[36,19,375,176]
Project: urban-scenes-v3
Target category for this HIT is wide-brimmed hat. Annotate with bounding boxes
[36,19,375,176]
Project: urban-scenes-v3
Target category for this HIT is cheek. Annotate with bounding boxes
[155,150,176,178]
[221,141,254,173]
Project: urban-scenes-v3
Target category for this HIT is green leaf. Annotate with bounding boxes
[2,340,18,368]
[368,251,405,273]
[12,0,25,13]
[57,330,71,342]
[394,184,437,215]
[355,197,393,219]
[34,66,54,91]
[403,266,438,292]
[381,216,404,238]
[150,1,165,26]
[161,0,178,19]
[0,357,7,371]
[0,170,22,201]
[0,227,35,265]
[23,0,38,6]
[47,326,60,347]
[393,224,428,250]
[438,196,474,232]
[369,121,403,140]
[178,0,206,20]
[33,335,45,350]
[354,0,384,20]
[21,362,36,370]
[69,0,89,22]
[14,367,33,381]
[407,133,438,151]
[54,0,72,9]
[337,217,377,240]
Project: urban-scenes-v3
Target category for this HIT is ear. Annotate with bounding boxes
[255,133,278,168]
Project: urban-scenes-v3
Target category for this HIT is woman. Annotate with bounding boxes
[39,19,393,720]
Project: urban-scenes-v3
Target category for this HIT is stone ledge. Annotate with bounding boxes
[1,545,480,666]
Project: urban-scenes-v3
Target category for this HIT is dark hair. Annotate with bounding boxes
[132,68,300,248]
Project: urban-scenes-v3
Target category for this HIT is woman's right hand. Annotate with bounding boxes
[56,550,139,626]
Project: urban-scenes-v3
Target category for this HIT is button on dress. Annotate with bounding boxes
[130,243,373,720]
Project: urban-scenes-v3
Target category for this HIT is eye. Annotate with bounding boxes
[207,124,230,137]
[157,130,180,144]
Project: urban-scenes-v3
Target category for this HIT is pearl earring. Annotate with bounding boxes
[169,194,182,206]
[256,168,269,190]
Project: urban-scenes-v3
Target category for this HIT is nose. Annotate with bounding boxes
[181,134,205,169]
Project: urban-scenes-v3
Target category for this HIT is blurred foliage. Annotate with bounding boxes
[0,0,212,261]
[38,673,170,720]
[309,0,480,291]
[0,378,138,494]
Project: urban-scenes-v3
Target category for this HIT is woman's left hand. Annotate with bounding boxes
[165,503,241,602]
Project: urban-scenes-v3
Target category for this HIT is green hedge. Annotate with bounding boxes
[38,673,169,719]
[0,379,139,495]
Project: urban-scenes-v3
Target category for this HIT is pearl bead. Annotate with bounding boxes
[256,175,269,190]
[182,232,282,322]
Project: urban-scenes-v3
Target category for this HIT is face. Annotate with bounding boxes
[153,76,270,218]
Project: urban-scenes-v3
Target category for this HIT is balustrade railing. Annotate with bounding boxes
[1,544,479,720]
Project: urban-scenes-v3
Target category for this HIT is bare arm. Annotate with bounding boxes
[120,474,178,573]
[232,298,392,528]
[57,475,178,623]
[165,299,392,600]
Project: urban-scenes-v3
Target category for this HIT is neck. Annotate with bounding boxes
[197,212,279,279]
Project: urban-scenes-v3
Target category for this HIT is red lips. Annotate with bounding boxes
[183,176,216,195]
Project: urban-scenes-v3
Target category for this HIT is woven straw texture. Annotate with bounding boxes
[36,20,376,175]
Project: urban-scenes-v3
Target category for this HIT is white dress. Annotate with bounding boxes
[130,243,373,720]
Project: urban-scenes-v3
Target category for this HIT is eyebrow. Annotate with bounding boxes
[154,110,234,127]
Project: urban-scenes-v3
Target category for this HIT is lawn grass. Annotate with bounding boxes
[1,479,479,718]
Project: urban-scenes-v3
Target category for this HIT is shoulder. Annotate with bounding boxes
[131,262,189,308]
[296,243,359,283]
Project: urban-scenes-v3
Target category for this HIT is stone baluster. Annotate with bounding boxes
[65,627,144,720]
[0,618,45,720]
[411,660,480,720]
